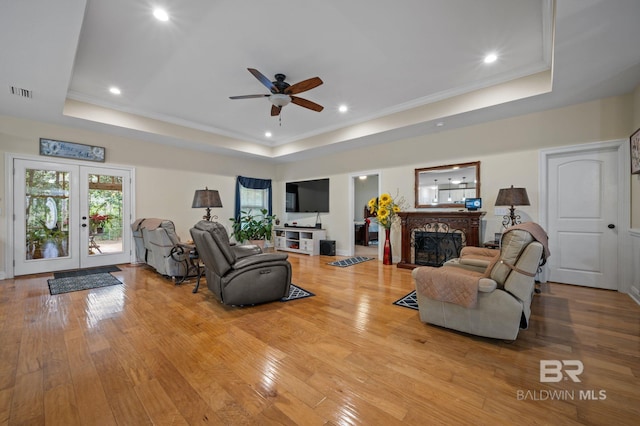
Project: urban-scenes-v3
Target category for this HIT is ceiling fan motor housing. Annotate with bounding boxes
[272,74,290,93]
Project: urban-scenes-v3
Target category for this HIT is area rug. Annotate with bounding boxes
[393,290,419,310]
[48,273,123,295]
[53,265,121,279]
[281,284,315,302]
[328,256,373,267]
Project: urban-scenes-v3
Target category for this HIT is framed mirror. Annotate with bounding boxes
[414,161,481,208]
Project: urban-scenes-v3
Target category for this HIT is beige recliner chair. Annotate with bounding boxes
[190,220,291,306]
[412,223,548,340]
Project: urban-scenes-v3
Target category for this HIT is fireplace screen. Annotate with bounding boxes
[411,223,465,267]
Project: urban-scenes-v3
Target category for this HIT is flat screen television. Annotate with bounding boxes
[286,178,330,213]
[465,198,482,211]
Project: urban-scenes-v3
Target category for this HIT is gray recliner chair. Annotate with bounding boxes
[189,220,291,306]
[131,218,194,280]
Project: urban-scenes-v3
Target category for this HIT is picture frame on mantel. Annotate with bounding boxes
[631,127,640,174]
[39,138,105,162]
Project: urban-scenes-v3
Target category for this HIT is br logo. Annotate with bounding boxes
[540,360,584,383]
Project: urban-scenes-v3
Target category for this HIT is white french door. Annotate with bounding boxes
[13,158,133,276]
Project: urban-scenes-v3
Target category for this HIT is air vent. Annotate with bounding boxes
[10,86,33,99]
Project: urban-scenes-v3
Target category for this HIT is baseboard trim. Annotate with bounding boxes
[628,286,640,306]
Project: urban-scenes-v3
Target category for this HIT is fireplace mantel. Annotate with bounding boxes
[397,211,485,269]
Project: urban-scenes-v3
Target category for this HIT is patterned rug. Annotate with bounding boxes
[328,256,374,267]
[393,290,419,310]
[48,273,123,295]
[53,265,121,279]
[281,284,315,302]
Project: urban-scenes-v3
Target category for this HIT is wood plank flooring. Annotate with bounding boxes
[1,254,639,425]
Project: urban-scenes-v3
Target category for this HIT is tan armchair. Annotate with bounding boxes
[412,223,548,340]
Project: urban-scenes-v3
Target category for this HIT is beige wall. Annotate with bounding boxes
[1,90,637,275]
[632,83,640,228]
[275,94,634,257]
[0,116,276,275]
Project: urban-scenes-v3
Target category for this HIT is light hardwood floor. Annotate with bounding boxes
[1,254,639,425]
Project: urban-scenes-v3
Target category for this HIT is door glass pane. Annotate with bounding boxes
[88,174,123,255]
[25,168,70,260]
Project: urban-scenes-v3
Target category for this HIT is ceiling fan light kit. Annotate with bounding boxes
[269,94,291,107]
[230,68,324,117]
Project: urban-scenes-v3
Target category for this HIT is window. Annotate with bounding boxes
[239,187,268,212]
[234,176,272,219]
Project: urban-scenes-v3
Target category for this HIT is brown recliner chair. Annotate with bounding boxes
[189,220,291,306]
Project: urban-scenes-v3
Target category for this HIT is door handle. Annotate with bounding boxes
[607,224,615,229]
[82,224,87,228]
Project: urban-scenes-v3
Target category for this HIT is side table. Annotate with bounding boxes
[176,243,204,293]
[483,241,500,249]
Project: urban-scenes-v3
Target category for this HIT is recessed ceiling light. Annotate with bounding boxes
[359,176,367,180]
[153,8,169,22]
[109,86,121,95]
[338,105,348,113]
[265,131,272,138]
[484,52,498,64]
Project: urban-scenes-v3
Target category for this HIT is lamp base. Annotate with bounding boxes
[501,206,521,228]
[201,207,218,222]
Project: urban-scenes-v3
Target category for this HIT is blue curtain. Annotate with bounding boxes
[234,175,273,218]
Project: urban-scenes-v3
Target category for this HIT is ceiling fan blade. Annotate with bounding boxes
[271,105,282,116]
[248,68,278,93]
[229,94,269,99]
[284,77,323,95]
[290,96,324,112]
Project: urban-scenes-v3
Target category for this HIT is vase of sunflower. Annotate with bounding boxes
[367,192,403,265]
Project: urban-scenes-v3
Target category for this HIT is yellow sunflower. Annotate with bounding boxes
[368,197,377,213]
[379,193,392,205]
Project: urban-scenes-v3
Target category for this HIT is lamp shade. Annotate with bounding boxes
[192,188,222,208]
[192,187,222,221]
[495,185,530,207]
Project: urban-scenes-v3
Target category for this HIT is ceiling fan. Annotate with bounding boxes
[230,68,324,116]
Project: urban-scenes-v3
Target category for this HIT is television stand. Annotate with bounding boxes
[274,227,326,256]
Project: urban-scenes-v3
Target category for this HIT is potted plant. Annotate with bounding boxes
[89,213,110,234]
[26,220,68,259]
[229,208,277,247]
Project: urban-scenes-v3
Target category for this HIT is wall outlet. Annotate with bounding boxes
[494,207,509,216]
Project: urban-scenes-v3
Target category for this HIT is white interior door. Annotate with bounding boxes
[13,158,132,276]
[547,149,619,289]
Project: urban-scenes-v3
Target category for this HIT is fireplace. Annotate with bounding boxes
[413,228,464,266]
[397,211,485,269]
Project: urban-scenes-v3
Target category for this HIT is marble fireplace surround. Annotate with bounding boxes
[397,211,485,269]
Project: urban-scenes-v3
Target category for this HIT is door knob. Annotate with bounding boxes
[82,224,87,228]
[607,224,615,229]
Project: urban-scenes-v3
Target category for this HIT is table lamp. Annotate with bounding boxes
[192,187,222,221]
[495,185,530,228]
